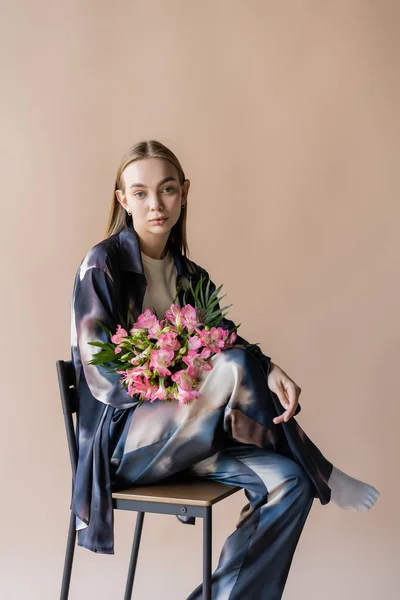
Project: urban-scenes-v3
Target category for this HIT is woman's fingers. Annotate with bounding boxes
[273,413,288,425]
[272,383,290,423]
[284,380,299,419]
[268,363,302,424]
[272,380,299,424]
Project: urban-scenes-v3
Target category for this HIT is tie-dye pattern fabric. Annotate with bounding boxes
[185,443,315,600]
[70,216,333,555]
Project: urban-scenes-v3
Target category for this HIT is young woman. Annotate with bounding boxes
[71,140,379,599]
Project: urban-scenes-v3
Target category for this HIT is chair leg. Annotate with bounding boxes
[123,511,145,600]
[203,507,212,600]
[60,510,77,600]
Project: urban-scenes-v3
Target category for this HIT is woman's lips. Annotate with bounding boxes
[150,218,168,225]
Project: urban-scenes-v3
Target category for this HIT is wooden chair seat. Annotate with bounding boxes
[112,479,238,505]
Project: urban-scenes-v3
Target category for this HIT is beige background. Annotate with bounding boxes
[1,1,399,598]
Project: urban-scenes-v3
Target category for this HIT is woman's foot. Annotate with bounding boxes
[328,466,380,511]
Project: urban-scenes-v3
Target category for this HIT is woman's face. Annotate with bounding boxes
[116,157,189,254]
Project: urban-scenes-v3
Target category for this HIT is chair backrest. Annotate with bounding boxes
[56,360,79,477]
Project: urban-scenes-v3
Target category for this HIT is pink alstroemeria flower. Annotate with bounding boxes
[176,387,200,406]
[149,348,175,377]
[126,366,152,395]
[152,378,168,401]
[131,365,152,380]
[119,364,151,388]
[171,369,196,391]
[180,304,197,333]
[130,346,152,365]
[220,330,237,348]
[182,348,212,379]
[165,304,182,328]
[127,380,149,397]
[126,385,137,397]
[134,308,158,330]
[143,383,160,402]
[199,327,227,354]
[111,324,128,344]
[188,334,202,351]
[157,331,180,351]
[147,318,166,339]
[227,331,237,346]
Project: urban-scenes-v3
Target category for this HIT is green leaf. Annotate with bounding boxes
[87,341,111,349]
[199,276,205,307]
[207,308,229,321]
[206,293,225,312]
[205,276,211,303]
[193,277,202,302]
[208,283,224,303]
[94,318,113,339]
[217,304,233,314]
[88,351,107,361]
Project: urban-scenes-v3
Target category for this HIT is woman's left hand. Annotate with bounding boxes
[268,362,302,424]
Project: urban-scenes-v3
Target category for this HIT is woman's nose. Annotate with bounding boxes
[148,193,164,210]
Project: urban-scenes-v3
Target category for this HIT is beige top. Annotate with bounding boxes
[140,249,179,319]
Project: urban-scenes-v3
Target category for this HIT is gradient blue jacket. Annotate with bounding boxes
[70,218,330,554]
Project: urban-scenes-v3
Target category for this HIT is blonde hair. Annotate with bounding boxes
[105,140,189,258]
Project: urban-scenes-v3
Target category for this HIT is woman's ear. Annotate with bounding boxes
[115,189,127,211]
[182,179,190,204]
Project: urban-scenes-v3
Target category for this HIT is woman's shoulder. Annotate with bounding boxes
[76,232,121,282]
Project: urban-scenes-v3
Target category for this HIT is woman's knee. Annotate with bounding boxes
[221,345,247,360]
[221,345,260,374]
[236,449,315,505]
[288,464,315,503]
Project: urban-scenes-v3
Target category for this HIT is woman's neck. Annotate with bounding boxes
[138,236,169,260]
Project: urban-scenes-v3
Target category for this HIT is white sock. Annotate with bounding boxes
[327,465,380,511]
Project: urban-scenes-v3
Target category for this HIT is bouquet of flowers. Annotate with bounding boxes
[87,274,260,408]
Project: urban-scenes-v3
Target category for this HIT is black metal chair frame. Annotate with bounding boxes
[57,359,240,600]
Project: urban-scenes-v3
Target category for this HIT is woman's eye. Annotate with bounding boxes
[162,187,174,193]
[134,191,145,198]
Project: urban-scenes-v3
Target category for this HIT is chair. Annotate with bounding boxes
[57,359,240,600]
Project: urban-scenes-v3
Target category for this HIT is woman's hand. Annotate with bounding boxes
[268,362,302,424]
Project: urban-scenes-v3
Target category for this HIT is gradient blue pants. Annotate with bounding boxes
[107,347,331,598]
[184,443,315,600]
